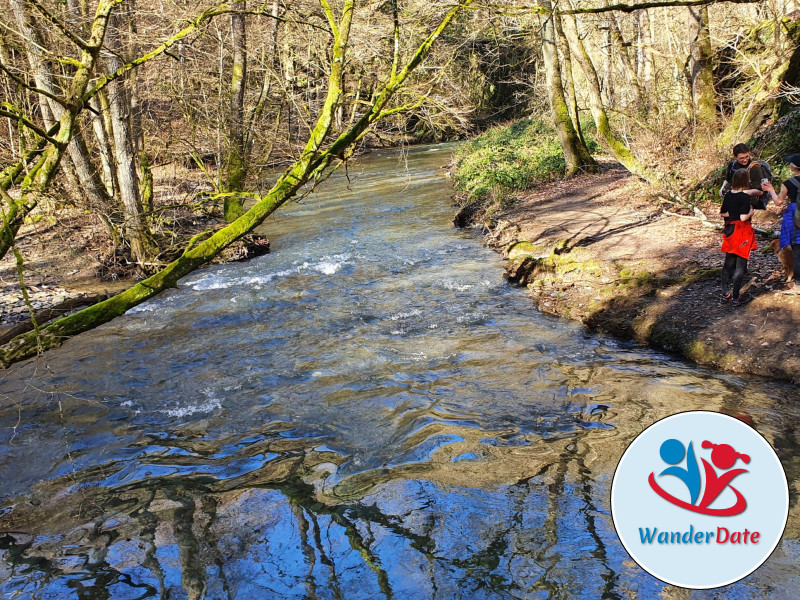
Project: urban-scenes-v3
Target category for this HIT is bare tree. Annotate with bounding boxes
[104,11,154,264]
[223,0,248,221]
[0,0,475,365]
[562,12,650,179]
[538,0,596,176]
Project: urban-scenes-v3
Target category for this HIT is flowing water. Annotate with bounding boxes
[1,145,799,599]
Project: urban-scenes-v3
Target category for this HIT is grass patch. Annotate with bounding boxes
[452,118,598,210]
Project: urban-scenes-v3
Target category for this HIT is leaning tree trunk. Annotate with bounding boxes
[0,0,473,366]
[538,1,596,177]
[563,14,651,181]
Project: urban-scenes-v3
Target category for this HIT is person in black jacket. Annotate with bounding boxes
[719,143,772,209]
[719,169,762,305]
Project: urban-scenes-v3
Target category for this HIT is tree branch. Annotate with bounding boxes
[0,107,63,146]
[482,0,762,15]
[26,0,91,50]
[0,61,69,109]
[83,2,232,101]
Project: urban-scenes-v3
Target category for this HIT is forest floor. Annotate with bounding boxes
[476,163,800,382]
[0,211,133,327]
[0,164,265,334]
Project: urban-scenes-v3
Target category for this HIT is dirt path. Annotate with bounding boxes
[485,165,800,382]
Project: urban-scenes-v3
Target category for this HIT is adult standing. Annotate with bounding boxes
[762,154,800,295]
[720,143,772,209]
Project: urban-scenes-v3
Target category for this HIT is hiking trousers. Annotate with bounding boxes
[722,253,748,299]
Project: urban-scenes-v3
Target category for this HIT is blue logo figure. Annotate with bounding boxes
[649,438,749,515]
[658,438,701,505]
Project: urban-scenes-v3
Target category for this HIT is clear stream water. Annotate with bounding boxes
[1,145,799,599]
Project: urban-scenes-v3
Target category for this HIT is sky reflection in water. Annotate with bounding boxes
[1,145,800,599]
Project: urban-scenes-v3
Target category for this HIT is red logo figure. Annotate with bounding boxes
[648,439,750,516]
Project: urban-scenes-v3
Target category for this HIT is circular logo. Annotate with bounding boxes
[611,411,788,589]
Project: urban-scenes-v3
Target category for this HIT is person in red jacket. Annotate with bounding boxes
[720,169,761,305]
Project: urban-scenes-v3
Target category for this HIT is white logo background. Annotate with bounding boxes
[611,411,789,589]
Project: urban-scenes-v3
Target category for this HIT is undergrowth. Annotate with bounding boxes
[452,118,598,212]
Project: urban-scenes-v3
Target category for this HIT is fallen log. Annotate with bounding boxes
[0,294,107,346]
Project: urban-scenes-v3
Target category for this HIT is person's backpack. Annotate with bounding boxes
[743,161,772,209]
[730,160,773,188]
[753,161,773,184]
[795,198,800,231]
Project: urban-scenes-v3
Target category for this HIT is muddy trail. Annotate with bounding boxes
[480,165,800,381]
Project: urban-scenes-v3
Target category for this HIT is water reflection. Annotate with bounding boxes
[1,145,800,599]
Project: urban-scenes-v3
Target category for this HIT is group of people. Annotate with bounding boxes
[718,143,800,305]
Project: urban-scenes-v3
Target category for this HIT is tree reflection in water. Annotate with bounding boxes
[0,417,655,600]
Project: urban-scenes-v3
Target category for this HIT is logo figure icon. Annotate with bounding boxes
[648,438,750,516]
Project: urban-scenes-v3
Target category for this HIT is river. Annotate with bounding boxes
[1,144,799,599]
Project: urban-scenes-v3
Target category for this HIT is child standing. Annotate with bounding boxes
[720,169,759,305]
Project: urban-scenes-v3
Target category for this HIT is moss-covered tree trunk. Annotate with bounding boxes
[563,14,651,181]
[538,1,596,177]
[11,0,112,214]
[554,12,585,149]
[1,0,120,261]
[0,0,473,366]
[689,6,717,142]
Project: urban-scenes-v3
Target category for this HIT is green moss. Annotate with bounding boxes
[615,266,655,288]
[517,244,604,284]
[452,118,599,208]
[685,340,721,363]
[551,255,601,277]
[23,214,51,225]
[507,240,546,260]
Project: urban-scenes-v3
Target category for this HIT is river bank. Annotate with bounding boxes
[0,138,419,332]
[4,146,799,382]
[457,164,800,382]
